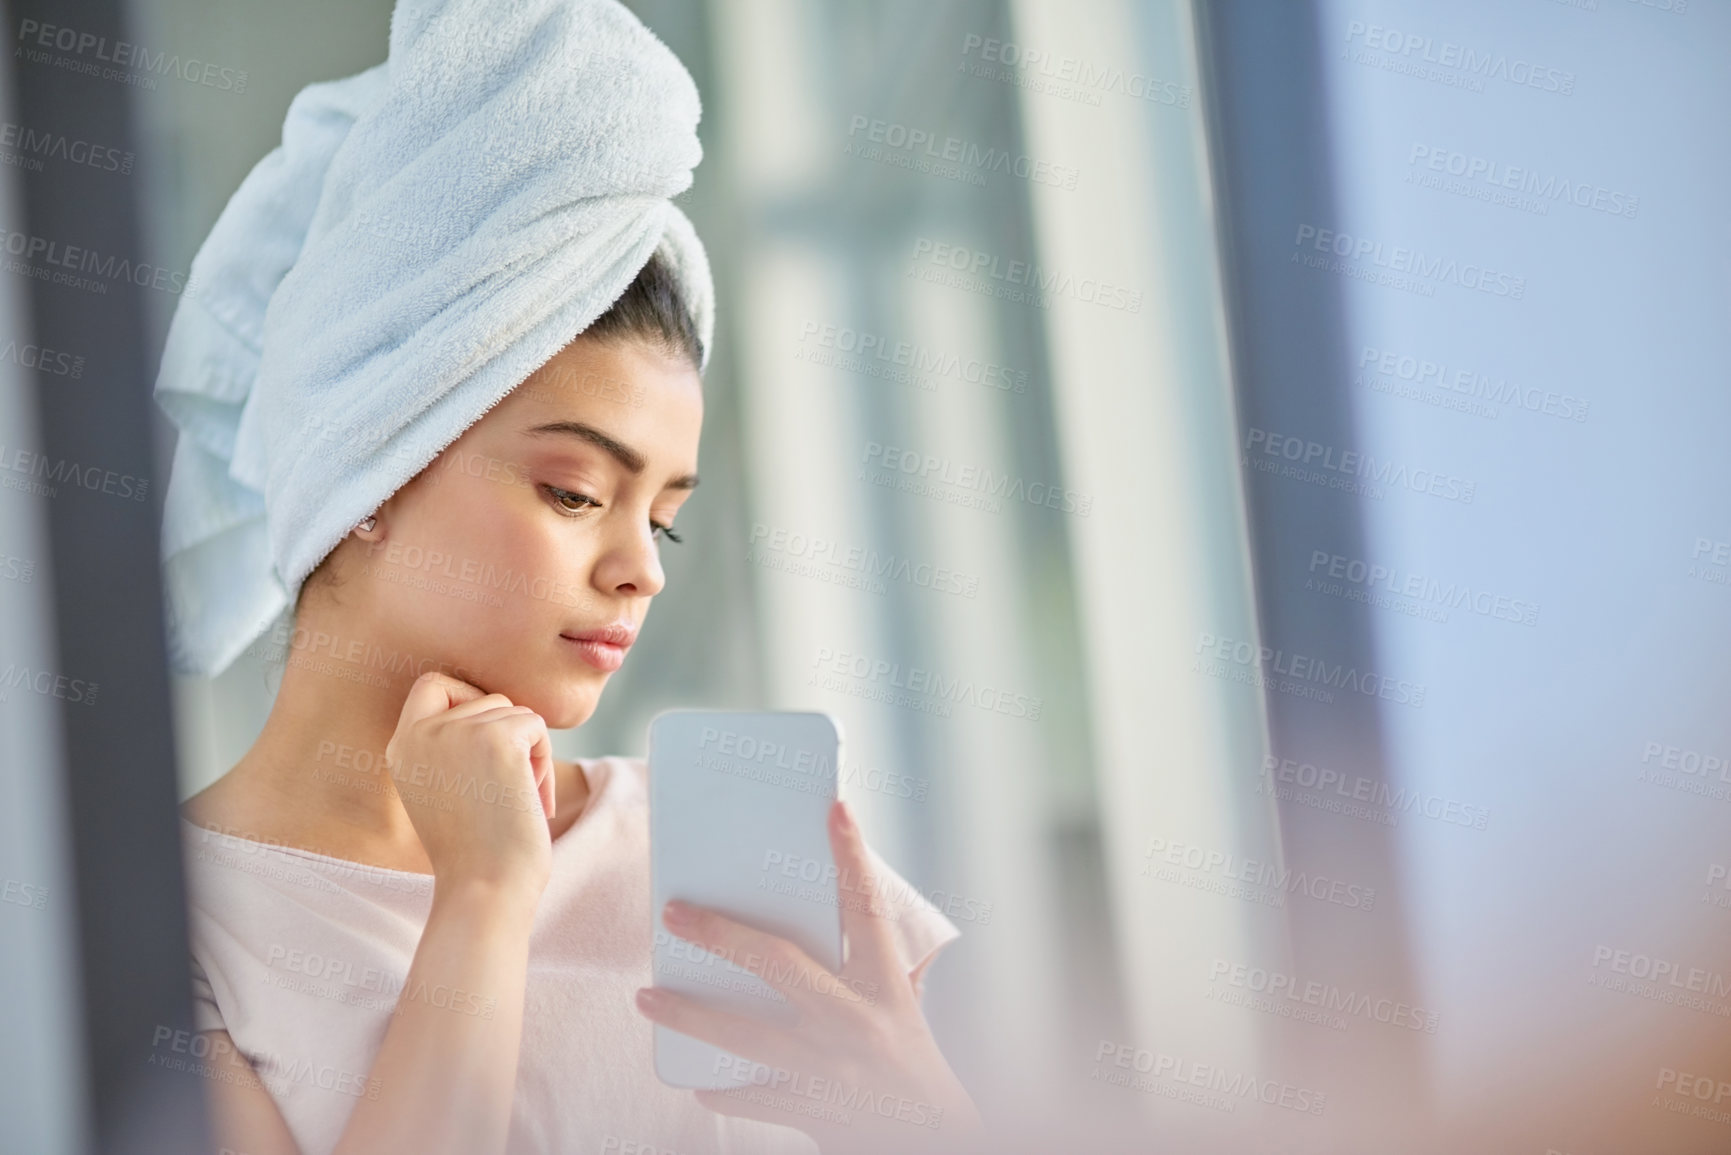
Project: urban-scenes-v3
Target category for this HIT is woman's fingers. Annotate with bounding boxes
[528,722,555,819]
[439,691,520,720]
[828,801,903,983]
[394,700,552,824]
[390,672,481,733]
[633,987,806,1071]
[465,707,554,818]
[385,674,498,766]
[661,900,846,1007]
[387,674,475,767]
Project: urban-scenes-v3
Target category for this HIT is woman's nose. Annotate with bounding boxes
[593,515,666,599]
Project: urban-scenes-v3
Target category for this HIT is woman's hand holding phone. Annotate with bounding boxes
[633,801,987,1155]
[384,671,557,898]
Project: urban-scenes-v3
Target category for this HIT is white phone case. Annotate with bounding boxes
[647,709,844,1089]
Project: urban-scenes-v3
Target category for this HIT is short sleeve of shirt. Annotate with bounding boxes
[189,952,227,1034]
[859,843,963,981]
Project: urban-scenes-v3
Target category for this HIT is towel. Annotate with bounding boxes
[154,0,715,677]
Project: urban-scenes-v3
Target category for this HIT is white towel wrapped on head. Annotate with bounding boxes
[155,0,714,677]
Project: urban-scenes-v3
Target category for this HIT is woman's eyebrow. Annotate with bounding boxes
[524,420,699,489]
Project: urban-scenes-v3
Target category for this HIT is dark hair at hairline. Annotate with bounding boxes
[583,247,704,370]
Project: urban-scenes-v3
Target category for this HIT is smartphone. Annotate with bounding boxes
[647,709,844,1089]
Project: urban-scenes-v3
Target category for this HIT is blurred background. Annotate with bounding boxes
[3,0,1728,1152]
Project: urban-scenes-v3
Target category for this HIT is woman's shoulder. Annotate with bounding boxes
[177,768,251,832]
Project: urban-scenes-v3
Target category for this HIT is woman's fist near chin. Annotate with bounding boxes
[385,671,558,897]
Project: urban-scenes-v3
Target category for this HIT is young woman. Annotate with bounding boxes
[161,3,983,1153]
[178,254,982,1155]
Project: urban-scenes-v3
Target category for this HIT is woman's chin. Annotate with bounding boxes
[447,655,605,728]
[527,682,603,731]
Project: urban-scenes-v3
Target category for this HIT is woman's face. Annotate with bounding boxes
[331,335,703,728]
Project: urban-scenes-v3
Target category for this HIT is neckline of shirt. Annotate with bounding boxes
[179,756,606,881]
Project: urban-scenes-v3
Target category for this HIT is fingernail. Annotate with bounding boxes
[664,899,691,926]
[635,987,662,1009]
[836,800,855,831]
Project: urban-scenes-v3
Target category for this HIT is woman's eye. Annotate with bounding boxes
[546,486,680,543]
[544,486,600,515]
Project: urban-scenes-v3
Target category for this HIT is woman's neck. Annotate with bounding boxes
[204,627,434,869]
[184,602,591,873]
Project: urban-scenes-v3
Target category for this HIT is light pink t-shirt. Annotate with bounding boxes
[180,755,960,1155]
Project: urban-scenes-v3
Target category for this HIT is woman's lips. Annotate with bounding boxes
[560,624,635,672]
[564,636,625,671]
